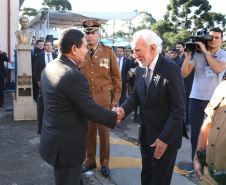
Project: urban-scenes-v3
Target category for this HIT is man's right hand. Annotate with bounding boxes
[193,155,203,181]
[112,107,125,124]
[185,51,192,58]
[170,52,177,60]
[37,81,40,87]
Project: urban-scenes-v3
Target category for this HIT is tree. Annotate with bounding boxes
[139,11,157,29]
[162,30,190,49]
[164,0,226,31]
[22,7,38,17]
[151,20,175,38]
[122,11,157,35]
[42,0,72,10]
[114,30,128,38]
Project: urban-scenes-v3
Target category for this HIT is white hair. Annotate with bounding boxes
[133,29,162,54]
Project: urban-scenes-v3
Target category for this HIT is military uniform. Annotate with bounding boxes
[79,42,122,167]
[202,80,226,185]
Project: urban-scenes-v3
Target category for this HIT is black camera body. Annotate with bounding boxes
[184,28,213,52]
[197,148,208,167]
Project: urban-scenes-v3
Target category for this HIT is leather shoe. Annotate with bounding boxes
[0,104,4,107]
[82,164,96,173]
[101,166,110,177]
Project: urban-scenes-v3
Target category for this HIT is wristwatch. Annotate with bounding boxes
[204,51,211,56]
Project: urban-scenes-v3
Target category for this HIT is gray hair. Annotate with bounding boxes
[133,29,162,54]
[19,16,29,23]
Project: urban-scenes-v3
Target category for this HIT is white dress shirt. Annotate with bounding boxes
[45,51,53,66]
[117,57,124,72]
[146,53,159,81]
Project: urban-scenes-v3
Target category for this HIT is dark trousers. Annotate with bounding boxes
[0,74,4,104]
[32,78,39,103]
[140,130,177,185]
[119,85,126,105]
[54,163,83,185]
[189,98,209,160]
[185,93,190,126]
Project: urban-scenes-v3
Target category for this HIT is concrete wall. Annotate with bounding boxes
[0,0,19,62]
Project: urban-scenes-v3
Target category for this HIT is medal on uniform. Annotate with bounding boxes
[99,59,103,67]
[100,58,109,69]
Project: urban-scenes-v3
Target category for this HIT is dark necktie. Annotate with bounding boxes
[89,49,94,58]
[145,67,151,91]
[47,54,50,63]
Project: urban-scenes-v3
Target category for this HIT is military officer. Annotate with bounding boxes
[79,20,122,177]
[194,79,226,185]
[124,46,133,60]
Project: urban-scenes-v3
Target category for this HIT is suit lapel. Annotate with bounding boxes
[136,67,146,104]
[121,58,126,74]
[42,52,46,67]
[145,55,163,104]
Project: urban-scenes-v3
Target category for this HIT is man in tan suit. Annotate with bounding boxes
[79,20,122,177]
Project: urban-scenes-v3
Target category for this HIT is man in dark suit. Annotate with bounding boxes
[117,46,131,105]
[33,40,57,101]
[0,48,8,107]
[32,40,43,102]
[116,29,186,185]
[37,29,123,185]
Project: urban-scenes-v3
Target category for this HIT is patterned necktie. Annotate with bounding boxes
[145,67,151,91]
[47,54,50,63]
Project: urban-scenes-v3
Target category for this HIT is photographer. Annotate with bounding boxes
[171,42,194,132]
[194,80,226,185]
[170,42,185,68]
[182,27,226,173]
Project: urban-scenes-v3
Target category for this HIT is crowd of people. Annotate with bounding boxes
[1,16,226,185]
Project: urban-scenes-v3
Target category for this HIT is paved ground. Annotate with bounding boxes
[0,91,200,185]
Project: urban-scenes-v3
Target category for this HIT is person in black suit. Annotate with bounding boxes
[116,46,131,105]
[37,29,123,185]
[32,40,43,102]
[0,49,8,107]
[116,29,186,185]
[33,40,57,101]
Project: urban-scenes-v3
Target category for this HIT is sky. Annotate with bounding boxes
[21,0,226,34]
[21,0,226,21]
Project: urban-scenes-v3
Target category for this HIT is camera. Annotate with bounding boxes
[184,28,213,52]
[197,148,208,167]
[172,49,180,55]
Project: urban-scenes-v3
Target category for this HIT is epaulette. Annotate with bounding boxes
[100,42,112,49]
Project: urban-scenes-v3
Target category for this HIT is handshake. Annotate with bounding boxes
[112,107,125,124]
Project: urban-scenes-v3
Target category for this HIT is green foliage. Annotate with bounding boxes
[114,30,128,38]
[221,41,226,50]
[122,11,156,35]
[22,7,38,17]
[151,20,175,38]
[42,0,72,10]
[164,0,226,30]
[162,30,190,49]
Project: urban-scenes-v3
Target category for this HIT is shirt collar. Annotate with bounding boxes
[45,51,51,55]
[67,57,77,66]
[148,53,159,71]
